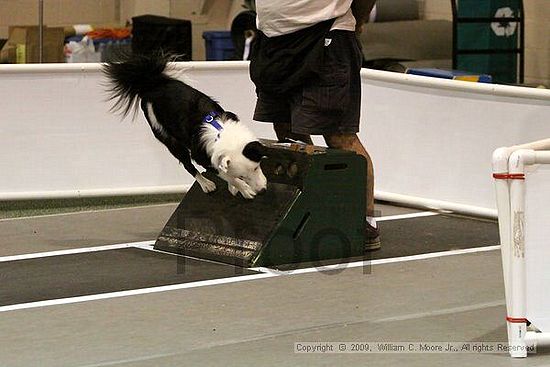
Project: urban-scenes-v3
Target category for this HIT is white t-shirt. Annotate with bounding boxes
[255,0,356,37]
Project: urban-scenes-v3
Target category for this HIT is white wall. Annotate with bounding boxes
[0,62,272,199]
[1,62,550,217]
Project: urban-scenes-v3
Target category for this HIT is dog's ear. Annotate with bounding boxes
[243,141,267,163]
[220,111,239,122]
[218,156,231,173]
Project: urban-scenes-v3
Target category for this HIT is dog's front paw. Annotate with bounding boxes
[200,179,217,193]
[228,183,239,196]
[231,179,256,199]
[240,190,256,200]
[196,174,217,193]
[238,183,257,200]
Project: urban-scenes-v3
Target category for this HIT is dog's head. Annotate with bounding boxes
[202,115,268,195]
[217,141,268,194]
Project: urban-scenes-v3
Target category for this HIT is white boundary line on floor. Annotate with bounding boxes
[376,211,439,222]
[0,211,439,262]
[0,241,155,263]
[0,207,437,224]
[249,245,501,274]
[0,244,500,313]
[0,272,279,313]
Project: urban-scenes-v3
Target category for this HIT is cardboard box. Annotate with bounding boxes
[0,44,16,63]
[0,26,64,63]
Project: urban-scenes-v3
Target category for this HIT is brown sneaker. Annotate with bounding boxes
[365,222,381,251]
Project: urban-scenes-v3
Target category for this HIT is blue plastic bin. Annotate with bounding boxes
[202,31,235,61]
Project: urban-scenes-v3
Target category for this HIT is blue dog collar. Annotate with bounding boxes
[203,112,224,132]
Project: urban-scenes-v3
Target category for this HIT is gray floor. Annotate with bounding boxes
[1,203,549,366]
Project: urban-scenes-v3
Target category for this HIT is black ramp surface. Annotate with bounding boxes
[0,248,258,307]
[156,172,301,265]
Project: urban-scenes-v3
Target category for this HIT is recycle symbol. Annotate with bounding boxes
[491,7,517,37]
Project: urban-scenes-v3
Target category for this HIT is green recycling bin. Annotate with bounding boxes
[453,0,523,84]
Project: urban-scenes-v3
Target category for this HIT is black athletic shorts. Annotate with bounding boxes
[253,30,363,135]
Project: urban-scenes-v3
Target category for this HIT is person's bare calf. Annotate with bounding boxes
[324,132,379,249]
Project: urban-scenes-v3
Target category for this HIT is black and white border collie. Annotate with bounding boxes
[102,53,267,199]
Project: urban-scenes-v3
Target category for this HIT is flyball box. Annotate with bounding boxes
[154,140,367,267]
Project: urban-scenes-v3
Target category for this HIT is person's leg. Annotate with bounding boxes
[324,133,379,249]
[273,122,313,144]
[253,91,313,144]
[290,30,379,248]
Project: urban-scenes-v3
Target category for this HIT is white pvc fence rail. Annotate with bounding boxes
[1,62,550,219]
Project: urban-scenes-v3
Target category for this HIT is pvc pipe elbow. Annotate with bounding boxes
[492,147,512,173]
[509,149,536,174]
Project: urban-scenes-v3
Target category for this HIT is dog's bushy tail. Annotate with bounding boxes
[102,52,174,118]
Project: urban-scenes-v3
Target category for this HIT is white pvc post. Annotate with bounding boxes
[493,143,550,358]
[492,147,514,349]
[507,149,536,357]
